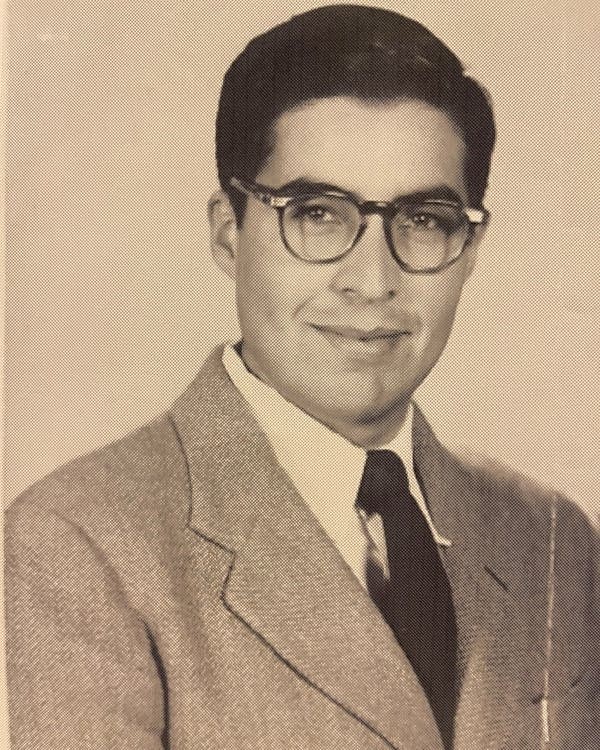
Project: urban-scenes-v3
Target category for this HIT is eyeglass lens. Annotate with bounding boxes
[282,195,470,269]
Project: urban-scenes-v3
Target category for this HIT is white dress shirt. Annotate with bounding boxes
[222,343,451,590]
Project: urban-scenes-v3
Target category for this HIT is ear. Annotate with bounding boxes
[208,190,239,280]
[463,219,489,280]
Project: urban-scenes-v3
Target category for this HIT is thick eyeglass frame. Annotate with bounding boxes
[230,176,489,274]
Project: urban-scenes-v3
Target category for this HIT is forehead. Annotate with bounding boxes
[256,97,467,201]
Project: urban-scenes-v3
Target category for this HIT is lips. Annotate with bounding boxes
[311,324,410,342]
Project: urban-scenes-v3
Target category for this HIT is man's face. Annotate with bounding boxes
[211,97,481,441]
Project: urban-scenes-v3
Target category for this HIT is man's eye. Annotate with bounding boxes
[404,207,461,234]
[410,213,442,230]
[292,204,338,223]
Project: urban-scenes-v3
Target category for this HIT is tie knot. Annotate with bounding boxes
[356,449,411,516]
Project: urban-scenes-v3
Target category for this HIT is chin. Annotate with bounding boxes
[296,369,412,422]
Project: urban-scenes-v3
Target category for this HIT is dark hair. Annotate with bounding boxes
[216,4,496,225]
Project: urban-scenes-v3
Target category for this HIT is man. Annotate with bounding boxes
[5,5,598,749]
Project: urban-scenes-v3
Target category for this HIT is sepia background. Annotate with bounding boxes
[5,0,599,527]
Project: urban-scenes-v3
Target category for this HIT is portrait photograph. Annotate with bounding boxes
[3,1,599,748]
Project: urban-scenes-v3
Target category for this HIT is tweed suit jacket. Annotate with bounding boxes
[5,347,599,749]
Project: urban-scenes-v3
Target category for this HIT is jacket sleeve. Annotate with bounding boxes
[5,498,167,750]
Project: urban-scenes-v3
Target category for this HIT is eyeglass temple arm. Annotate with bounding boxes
[230,177,289,209]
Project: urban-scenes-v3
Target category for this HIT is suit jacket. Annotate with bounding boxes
[5,347,599,749]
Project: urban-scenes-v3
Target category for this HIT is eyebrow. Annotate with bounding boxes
[276,177,465,205]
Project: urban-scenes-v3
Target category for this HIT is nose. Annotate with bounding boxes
[330,215,402,303]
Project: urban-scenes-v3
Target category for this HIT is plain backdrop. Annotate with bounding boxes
[5,0,600,525]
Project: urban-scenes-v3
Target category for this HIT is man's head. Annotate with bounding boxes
[216,4,495,224]
[209,4,495,445]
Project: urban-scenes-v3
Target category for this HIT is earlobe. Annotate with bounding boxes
[464,248,477,280]
[208,190,239,280]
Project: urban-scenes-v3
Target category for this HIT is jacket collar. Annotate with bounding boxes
[413,404,553,606]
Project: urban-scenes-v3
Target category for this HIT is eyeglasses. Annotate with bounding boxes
[230,176,489,274]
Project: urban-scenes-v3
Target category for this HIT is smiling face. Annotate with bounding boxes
[210,97,484,445]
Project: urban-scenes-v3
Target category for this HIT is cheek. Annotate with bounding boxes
[236,215,335,329]
[413,272,468,339]
[235,219,282,324]
[234,243,325,334]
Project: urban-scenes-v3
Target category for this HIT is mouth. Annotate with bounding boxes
[311,324,410,341]
[310,324,411,356]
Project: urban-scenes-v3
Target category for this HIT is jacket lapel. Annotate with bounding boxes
[413,407,551,749]
[170,349,444,750]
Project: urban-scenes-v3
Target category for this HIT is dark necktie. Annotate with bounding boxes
[356,449,458,749]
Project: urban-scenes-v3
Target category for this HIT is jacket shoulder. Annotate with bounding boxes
[456,449,598,565]
[459,449,590,515]
[5,413,189,537]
